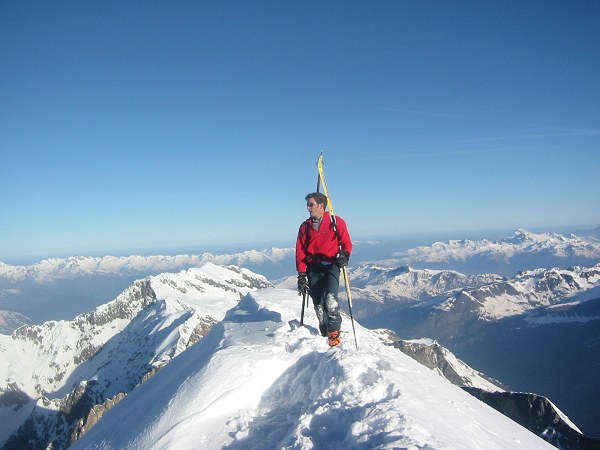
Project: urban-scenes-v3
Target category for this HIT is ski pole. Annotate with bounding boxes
[340,265,358,349]
[300,290,307,325]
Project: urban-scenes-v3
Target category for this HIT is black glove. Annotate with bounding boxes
[335,251,349,267]
[297,272,308,295]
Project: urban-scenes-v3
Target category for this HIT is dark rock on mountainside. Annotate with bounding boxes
[463,388,600,450]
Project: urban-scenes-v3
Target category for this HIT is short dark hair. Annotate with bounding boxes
[305,192,328,208]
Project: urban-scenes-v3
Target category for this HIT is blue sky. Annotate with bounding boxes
[2,1,599,262]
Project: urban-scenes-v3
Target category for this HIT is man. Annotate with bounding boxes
[296,192,352,346]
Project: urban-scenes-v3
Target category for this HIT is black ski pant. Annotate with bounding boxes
[307,262,341,336]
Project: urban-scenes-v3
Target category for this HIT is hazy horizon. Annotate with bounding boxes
[3,223,598,266]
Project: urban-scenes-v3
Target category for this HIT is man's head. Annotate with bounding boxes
[305,192,327,220]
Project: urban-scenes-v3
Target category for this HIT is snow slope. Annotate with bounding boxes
[72,289,553,450]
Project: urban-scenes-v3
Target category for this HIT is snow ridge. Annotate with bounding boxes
[72,289,553,450]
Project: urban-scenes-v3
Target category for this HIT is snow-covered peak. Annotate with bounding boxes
[1,264,271,397]
[71,289,554,450]
[149,263,271,318]
[507,228,541,243]
[437,263,600,321]
[505,229,578,249]
[348,263,503,317]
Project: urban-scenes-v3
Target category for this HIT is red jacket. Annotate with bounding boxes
[296,211,352,273]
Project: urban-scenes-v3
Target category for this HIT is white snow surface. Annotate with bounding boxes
[72,289,553,450]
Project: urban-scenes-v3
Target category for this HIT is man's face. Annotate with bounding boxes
[307,198,325,220]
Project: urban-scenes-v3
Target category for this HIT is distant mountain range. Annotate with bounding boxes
[390,228,600,276]
[349,263,600,321]
[2,229,599,331]
[0,248,294,283]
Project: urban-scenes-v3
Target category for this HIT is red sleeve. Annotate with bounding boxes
[295,222,308,273]
[336,216,353,255]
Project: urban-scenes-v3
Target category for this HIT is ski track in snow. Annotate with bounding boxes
[72,289,553,450]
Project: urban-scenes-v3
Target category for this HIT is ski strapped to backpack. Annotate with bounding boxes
[316,153,358,350]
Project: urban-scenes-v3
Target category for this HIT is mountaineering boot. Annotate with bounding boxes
[328,331,341,347]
